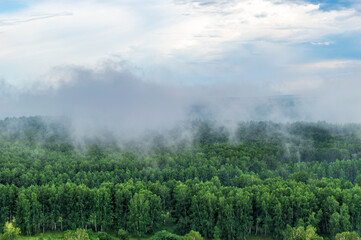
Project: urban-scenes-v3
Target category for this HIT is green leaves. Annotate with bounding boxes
[183,230,204,240]
[150,230,182,240]
[63,229,90,240]
[335,232,361,240]
[1,118,361,239]
[117,229,129,240]
[0,222,20,240]
[284,225,323,240]
[128,190,162,236]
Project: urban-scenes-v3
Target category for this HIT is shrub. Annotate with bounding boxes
[151,230,183,240]
[97,232,112,240]
[183,231,204,240]
[0,222,21,240]
[63,229,90,240]
[117,229,129,240]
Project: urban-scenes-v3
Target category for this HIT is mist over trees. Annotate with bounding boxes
[0,117,361,239]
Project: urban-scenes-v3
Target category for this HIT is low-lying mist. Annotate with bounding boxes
[1,60,360,143]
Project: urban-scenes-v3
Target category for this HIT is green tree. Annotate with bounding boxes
[335,232,361,240]
[30,192,41,234]
[213,226,221,240]
[330,212,342,237]
[354,175,361,186]
[128,190,161,236]
[305,225,323,240]
[340,204,352,232]
[324,196,340,233]
[284,225,323,240]
[190,190,217,238]
[174,183,191,234]
[183,230,204,240]
[16,193,31,235]
[0,222,21,240]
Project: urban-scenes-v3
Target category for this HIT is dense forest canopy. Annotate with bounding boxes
[0,116,361,239]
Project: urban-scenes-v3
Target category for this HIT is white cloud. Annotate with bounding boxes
[0,0,361,86]
[310,41,332,45]
[293,60,361,71]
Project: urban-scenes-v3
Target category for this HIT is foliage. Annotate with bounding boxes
[0,117,361,239]
[96,232,112,240]
[63,229,89,240]
[213,226,221,240]
[117,229,128,240]
[283,225,323,240]
[150,230,183,240]
[183,231,203,240]
[0,222,21,240]
[335,232,361,240]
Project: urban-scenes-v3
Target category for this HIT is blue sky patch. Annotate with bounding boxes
[0,1,26,13]
[300,32,361,60]
[304,0,357,11]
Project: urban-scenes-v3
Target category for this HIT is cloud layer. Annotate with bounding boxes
[1,0,361,87]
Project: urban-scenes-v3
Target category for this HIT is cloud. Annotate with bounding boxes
[1,0,361,86]
[1,59,361,141]
[310,41,332,45]
[292,59,360,70]
[0,12,72,26]
[0,61,288,139]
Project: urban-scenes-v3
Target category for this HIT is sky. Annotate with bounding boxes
[0,0,361,130]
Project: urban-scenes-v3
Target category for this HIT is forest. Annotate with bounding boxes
[0,116,361,240]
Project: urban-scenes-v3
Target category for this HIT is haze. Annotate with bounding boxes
[1,0,361,135]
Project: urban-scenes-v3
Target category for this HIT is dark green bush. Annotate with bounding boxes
[150,230,182,240]
[97,232,112,240]
[117,229,129,240]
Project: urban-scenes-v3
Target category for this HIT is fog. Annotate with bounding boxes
[0,60,361,142]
